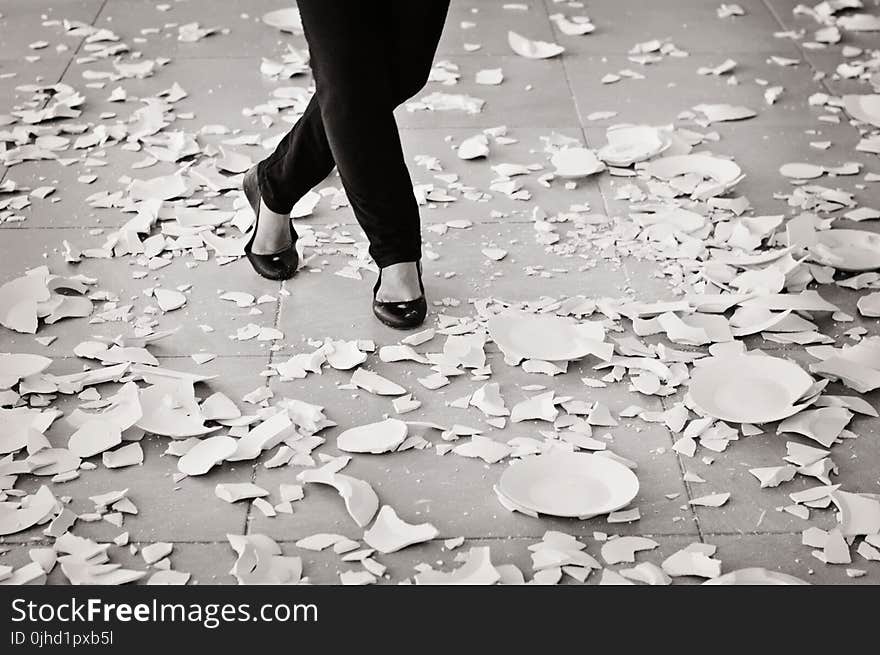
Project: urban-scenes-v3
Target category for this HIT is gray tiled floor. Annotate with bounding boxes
[1,0,878,585]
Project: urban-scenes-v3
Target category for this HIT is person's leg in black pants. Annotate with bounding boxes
[255,1,449,288]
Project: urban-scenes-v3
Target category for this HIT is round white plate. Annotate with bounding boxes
[811,229,880,272]
[498,451,639,518]
[689,354,814,424]
[703,568,809,585]
[487,309,605,362]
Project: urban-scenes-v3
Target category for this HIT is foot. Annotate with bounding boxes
[375,262,422,302]
[250,200,292,255]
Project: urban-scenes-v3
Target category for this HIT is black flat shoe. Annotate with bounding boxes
[242,166,298,281]
[372,262,427,330]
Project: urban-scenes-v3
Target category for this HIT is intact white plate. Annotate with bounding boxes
[703,568,809,585]
[262,8,302,33]
[689,354,814,424]
[498,451,639,518]
[487,309,608,362]
[811,229,880,272]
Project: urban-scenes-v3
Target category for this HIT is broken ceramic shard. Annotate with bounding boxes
[598,124,671,167]
[550,148,605,178]
[177,435,237,476]
[703,568,808,585]
[498,450,639,519]
[297,467,379,528]
[689,354,815,424]
[842,94,880,128]
[457,134,490,160]
[810,229,880,271]
[336,418,408,454]
[487,309,611,364]
[350,368,406,395]
[601,536,659,565]
[507,31,564,59]
[215,483,268,503]
[363,505,438,554]
[261,8,302,34]
[414,547,501,585]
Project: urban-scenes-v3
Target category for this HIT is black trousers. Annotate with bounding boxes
[257,1,450,268]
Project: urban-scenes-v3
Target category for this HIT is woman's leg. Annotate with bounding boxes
[255,2,449,280]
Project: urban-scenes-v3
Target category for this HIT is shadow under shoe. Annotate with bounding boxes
[372,262,428,330]
[242,166,299,281]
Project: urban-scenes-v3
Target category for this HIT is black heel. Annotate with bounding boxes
[242,166,298,281]
[372,261,427,329]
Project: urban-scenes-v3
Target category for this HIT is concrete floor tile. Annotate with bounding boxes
[0,0,103,59]
[397,55,580,129]
[273,533,701,585]
[565,53,826,127]
[709,533,880,584]
[438,0,551,57]
[547,0,796,56]
[0,541,237,585]
[95,0,308,60]
[0,227,282,358]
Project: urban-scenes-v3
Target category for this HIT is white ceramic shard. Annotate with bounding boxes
[227,410,293,461]
[857,292,880,317]
[689,354,814,424]
[507,31,564,59]
[452,435,512,464]
[0,486,56,536]
[498,451,639,519]
[261,7,302,33]
[842,94,880,128]
[703,568,809,585]
[297,467,379,528]
[337,418,408,454]
[457,134,489,160]
[0,353,52,389]
[414,547,501,585]
[510,391,558,423]
[177,435,237,476]
[780,162,825,179]
[661,547,722,578]
[643,153,743,198]
[470,383,509,417]
[102,443,143,469]
[810,229,880,271]
[475,68,504,85]
[749,465,797,488]
[600,536,659,565]
[550,147,605,177]
[831,490,880,537]
[215,483,268,503]
[154,288,186,312]
[363,505,439,554]
[689,492,731,507]
[488,309,610,363]
[137,380,214,438]
[598,124,671,167]
[693,103,757,123]
[324,340,367,370]
[350,368,406,395]
[68,420,122,458]
[777,407,852,448]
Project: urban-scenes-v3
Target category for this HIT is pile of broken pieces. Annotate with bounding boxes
[2,2,880,585]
